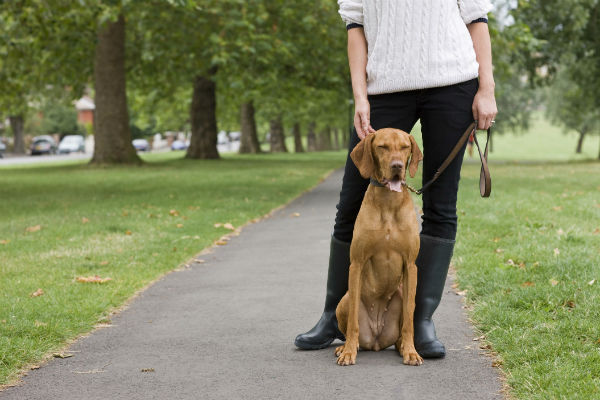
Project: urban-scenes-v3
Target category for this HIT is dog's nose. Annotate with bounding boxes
[390,161,404,171]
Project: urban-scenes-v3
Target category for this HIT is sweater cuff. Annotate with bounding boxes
[346,23,364,30]
[469,17,488,24]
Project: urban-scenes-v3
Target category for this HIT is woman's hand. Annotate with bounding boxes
[354,98,376,139]
[472,86,497,130]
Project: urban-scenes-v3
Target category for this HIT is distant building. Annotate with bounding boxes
[75,96,95,126]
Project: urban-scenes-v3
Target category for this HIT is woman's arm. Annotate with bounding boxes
[468,22,497,130]
[347,27,375,139]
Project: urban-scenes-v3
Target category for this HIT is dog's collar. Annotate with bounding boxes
[370,177,418,193]
[369,178,387,188]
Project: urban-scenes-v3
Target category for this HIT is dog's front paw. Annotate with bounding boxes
[335,343,357,366]
[402,348,423,366]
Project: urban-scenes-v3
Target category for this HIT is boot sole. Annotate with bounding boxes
[294,337,334,350]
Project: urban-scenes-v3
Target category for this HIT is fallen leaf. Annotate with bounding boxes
[473,335,485,341]
[223,223,235,230]
[588,279,596,286]
[565,300,575,308]
[506,259,515,266]
[30,288,44,297]
[557,228,564,235]
[518,262,526,269]
[152,252,159,257]
[552,206,562,211]
[216,240,228,246]
[491,360,503,368]
[549,278,559,287]
[99,261,109,266]
[169,209,179,217]
[451,282,459,289]
[176,224,183,228]
[292,213,301,218]
[553,248,560,256]
[456,290,468,296]
[53,353,73,359]
[213,223,222,228]
[494,248,503,254]
[521,281,535,287]
[125,230,132,236]
[81,217,89,224]
[25,225,41,233]
[479,344,492,350]
[76,275,112,284]
[195,259,205,264]
[34,320,47,327]
[0,239,9,245]
[122,211,129,217]
[30,365,40,370]
[492,237,500,243]
[141,368,155,373]
[593,228,599,235]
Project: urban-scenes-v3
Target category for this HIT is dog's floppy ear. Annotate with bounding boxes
[408,135,423,178]
[350,133,376,179]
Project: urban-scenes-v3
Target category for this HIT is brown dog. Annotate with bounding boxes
[335,128,424,366]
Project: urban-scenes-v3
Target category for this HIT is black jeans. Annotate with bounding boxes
[333,78,479,242]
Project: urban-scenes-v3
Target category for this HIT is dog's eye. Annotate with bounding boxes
[377,145,388,150]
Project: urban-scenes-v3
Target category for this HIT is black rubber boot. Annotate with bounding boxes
[294,236,350,350]
[413,234,455,358]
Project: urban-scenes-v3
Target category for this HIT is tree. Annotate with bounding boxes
[92,13,140,164]
[546,66,600,157]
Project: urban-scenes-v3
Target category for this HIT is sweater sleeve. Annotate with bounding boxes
[338,0,363,26]
[457,0,493,24]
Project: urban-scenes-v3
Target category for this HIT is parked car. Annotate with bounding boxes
[0,141,5,158]
[30,135,57,156]
[58,135,85,154]
[171,140,188,151]
[132,138,150,152]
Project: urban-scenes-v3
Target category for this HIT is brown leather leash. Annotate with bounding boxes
[405,120,492,198]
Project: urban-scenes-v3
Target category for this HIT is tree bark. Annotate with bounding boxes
[269,117,288,153]
[333,128,340,150]
[239,101,261,154]
[91,14,140,164]
[9,115,25,154]
[575,129,586,153]
[307,122,317,152]
[186,72,219,159]
[293,122,304,153]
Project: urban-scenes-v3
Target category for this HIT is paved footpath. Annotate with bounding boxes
[2,169,503,400]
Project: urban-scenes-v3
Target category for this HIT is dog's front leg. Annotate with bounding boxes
[336,261,363,366]
[399,261,423,366]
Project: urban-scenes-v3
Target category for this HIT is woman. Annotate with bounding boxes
[295,0,497,358]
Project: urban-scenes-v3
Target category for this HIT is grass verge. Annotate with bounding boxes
[0,151,346,386]
[454,161,600,399]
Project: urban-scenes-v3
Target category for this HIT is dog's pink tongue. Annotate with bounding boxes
[387,180,403,192]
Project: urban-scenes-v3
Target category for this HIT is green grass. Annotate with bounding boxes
[0,151,346,386]
[454,161,600,399]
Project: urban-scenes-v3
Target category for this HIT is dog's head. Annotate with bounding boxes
[350,128,423,192]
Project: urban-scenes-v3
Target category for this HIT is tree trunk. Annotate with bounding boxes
[307,122,317,152]
[9,115,25,154]
[269,117,288,153]
[293,122,304,153]
[91,14,140,164]
[316,126,333,151]
[575,129,586,153]
[239,101,261,154]
[186,72,219,159]
[333,128,340,150]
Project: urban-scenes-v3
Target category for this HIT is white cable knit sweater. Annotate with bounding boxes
[338,0,493,94]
